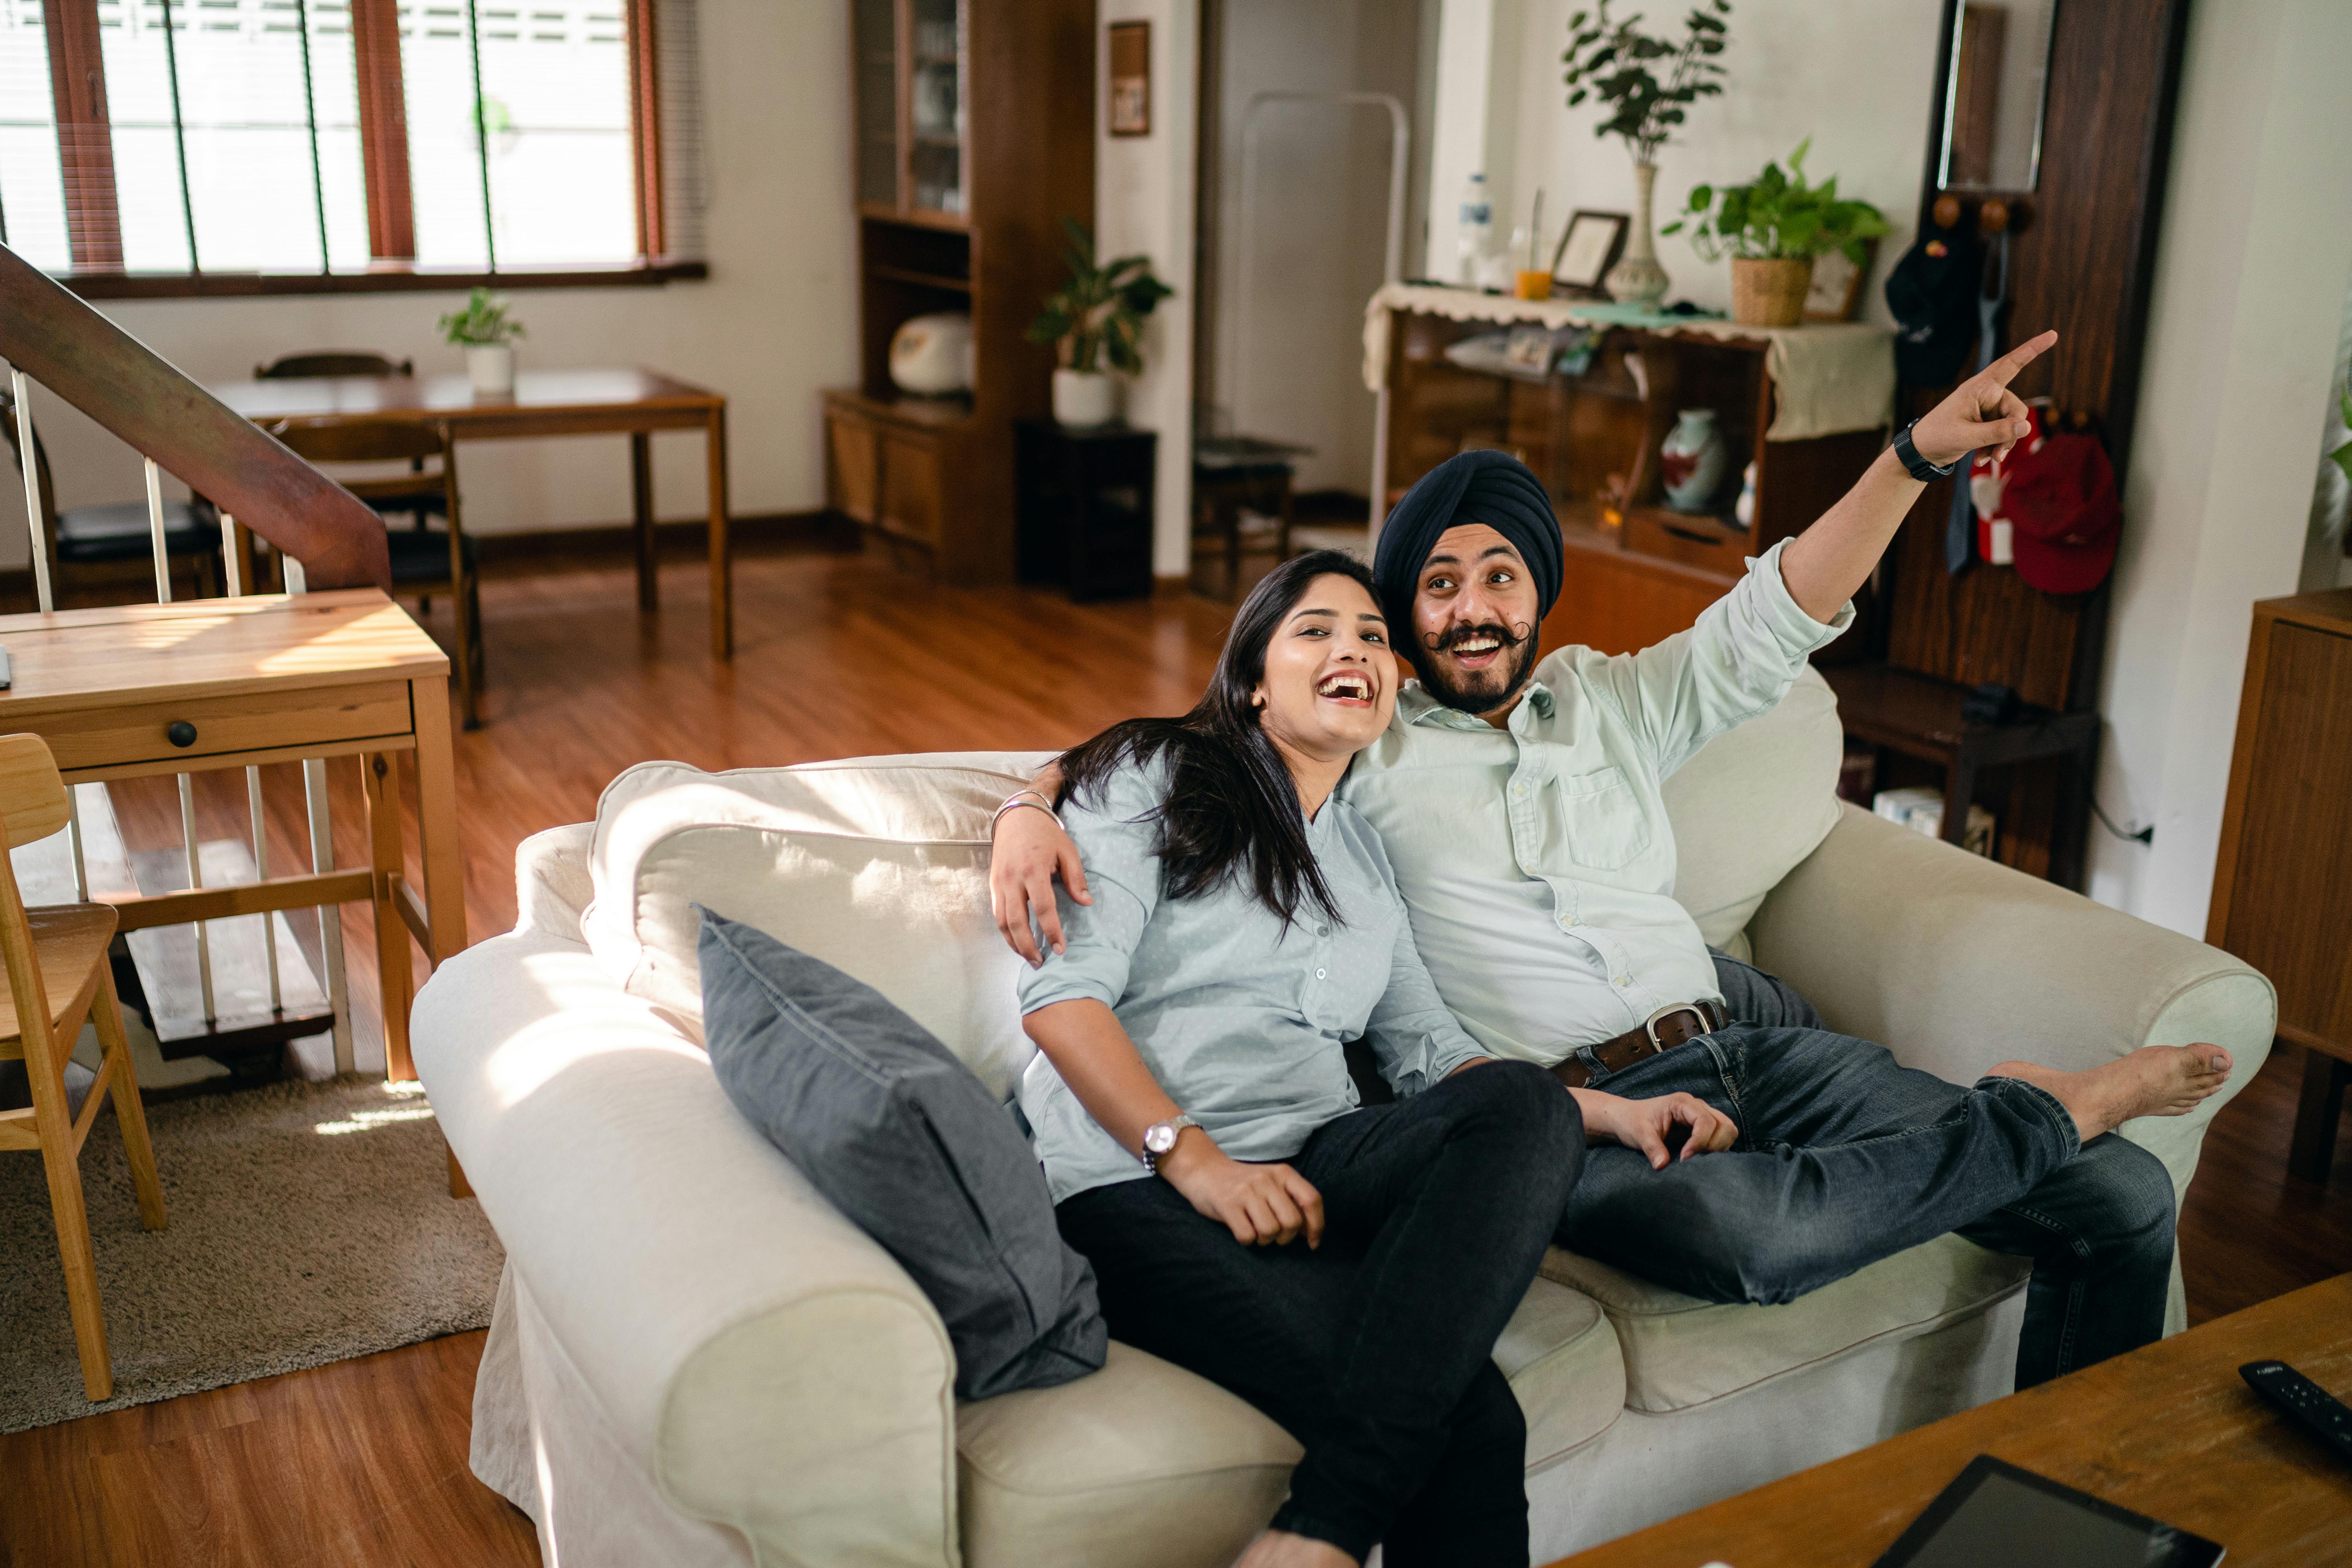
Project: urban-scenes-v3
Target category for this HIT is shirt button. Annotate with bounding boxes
[1613,975,1630,987]
[1315,968,1327,980]
[1559,913,1575,927]
[1514,783,1526,795]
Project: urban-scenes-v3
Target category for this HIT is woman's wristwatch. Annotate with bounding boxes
[1892,417,1961,482]
[1141,1113,1200,1176]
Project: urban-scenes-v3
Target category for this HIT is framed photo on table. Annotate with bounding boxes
[1550,210,1629,297]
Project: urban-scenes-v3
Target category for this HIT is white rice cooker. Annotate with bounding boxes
[889,312,974,397]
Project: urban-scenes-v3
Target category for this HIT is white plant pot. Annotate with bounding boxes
[466,344,517,396]
[1052,368,1117,428]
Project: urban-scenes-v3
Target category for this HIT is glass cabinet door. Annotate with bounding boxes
[907,0,964,217]
[853,0,899,208]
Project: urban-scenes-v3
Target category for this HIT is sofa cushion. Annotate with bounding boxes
[698,910,1105,1400]
[1539,1232,2030,1414]
[950,1276,1623,1567]
[586,752,1052,1097]
[1660,664,1844,948]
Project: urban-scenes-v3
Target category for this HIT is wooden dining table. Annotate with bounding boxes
[212,367,735,657]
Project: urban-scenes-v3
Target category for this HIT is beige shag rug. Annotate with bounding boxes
[0,1076,503,1435]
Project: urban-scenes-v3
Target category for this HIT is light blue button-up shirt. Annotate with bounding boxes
[1338,539,1851,1064]
[1017,757,1491,1203]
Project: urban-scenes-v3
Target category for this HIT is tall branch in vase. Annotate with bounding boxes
[1561,0,1731,306]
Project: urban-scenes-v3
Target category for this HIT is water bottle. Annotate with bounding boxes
[1457,172,1492,285]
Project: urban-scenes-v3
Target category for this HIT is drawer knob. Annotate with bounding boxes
[166,720,198,748]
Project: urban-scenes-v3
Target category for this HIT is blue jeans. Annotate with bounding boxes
[1058,1060,1582,1567]
[1554,1021,2177,1389]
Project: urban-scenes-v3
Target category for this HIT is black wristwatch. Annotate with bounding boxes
[1892,417,1961,482]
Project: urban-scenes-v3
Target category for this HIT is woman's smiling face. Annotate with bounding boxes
[1251,572,1398,761]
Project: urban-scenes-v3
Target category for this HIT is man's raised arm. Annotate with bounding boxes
[989,761,1091,966]
[1778,329,2055,622]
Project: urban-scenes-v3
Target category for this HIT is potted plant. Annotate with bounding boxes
[438,288,526,396]
[1026,219,1173,428]
[1560,0,1731,307]
[1664,139,1890,327]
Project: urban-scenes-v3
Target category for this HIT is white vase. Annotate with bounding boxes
[466,343,516,396]
[1660,408,1727,513]
[1605,161,1671,307]
[1052,368,1117,428]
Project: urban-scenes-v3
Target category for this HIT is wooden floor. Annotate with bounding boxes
[3,539,2346,1567]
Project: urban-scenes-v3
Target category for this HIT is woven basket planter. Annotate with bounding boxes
[1731,257,1812,327]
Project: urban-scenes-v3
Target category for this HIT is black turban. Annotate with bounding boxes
[1371,450,1563,649]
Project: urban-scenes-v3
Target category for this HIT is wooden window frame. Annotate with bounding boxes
[29,0,684,293]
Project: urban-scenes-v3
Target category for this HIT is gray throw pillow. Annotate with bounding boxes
[696,907,1106,1400]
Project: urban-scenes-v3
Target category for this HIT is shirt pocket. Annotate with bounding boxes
[1546,765,1654,872]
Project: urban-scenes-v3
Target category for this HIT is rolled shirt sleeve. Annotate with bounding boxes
[1564,537,1853,778]
[1014,763,1164,1018]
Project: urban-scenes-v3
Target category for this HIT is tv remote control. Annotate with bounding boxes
[2240,1360,2352,1466]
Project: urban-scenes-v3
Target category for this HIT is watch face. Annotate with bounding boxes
[1145,1123,1177,1155]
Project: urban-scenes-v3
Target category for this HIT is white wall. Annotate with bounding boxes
[1483,0,1943,325]
[1096,0,1199,576]
[1,0,856,564]
[2084,0,2352,936]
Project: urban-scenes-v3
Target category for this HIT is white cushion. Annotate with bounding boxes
[1661,664,1844,947]
[585,751,1051,1097]
[950,1275,1624,1568]
[1538,1234,2030,1414]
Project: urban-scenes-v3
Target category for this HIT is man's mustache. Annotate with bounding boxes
[1423,620,1532,654]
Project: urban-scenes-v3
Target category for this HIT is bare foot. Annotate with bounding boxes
[1989,1043,2233,1143]
[1233,1529,1357,1568]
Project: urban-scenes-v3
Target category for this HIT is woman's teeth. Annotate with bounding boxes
[1316,673,1372,702]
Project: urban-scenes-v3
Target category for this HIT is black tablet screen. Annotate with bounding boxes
[1876,1458,2223,1568]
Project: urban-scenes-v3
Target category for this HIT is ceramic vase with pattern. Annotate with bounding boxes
[1605,162,1671,307]
[1660,409,1727,513]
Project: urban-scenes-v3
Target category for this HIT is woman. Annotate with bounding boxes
[1014,551,1734,1568]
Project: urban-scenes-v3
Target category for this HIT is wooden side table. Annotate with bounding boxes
[0,590,465,1082]
[2208,589,2352,1182]
[1014,419,1157,602]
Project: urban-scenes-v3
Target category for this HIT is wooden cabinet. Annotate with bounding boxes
[826,0,1094,582]
[2207,590,2352,1182]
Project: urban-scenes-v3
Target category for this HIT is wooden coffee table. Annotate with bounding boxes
[1548,1273,2352,1567]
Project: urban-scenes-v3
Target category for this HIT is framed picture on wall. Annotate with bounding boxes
[1109,21,1150,137]
[1550,210,1628,297]
[1804,239,1878,322]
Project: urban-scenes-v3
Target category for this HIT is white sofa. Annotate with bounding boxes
[412,669,2275,1568]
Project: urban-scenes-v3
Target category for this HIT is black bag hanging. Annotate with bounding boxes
[1942,231,2012,577]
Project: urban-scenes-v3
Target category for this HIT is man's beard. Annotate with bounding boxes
[1415,620,1540,716]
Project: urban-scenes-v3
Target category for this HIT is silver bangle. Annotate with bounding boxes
[990,796,1063,833]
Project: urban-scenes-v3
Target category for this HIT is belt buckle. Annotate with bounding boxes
[1642,1003,1707,1054]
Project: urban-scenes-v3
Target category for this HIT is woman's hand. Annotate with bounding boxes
[990,802,1091,966]
[1575,1090,1739,1169]
[1161,1134,1325,1248]
[1910,328,2057,468]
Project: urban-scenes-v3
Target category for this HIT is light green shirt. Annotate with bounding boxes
[1339,539,1851,1065]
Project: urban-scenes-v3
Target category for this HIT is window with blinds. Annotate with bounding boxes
[0,0,703,282]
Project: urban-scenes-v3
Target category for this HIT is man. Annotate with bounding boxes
[992,330,2230,1389]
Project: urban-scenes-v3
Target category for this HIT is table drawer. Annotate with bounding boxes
[26,681,414,773]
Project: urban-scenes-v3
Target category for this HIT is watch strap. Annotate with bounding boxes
[1894,417,1960,482]
[1140,1113,1198,1176]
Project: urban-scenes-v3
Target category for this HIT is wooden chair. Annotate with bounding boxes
[0,384,221,603]
[269,417,485,728]
[0,734,166,1403]
[253,351,414,380]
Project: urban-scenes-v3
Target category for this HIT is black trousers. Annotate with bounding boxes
[1055,1060,1583,1567]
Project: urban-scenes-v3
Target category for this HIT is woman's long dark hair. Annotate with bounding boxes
[1057,549,1381,930]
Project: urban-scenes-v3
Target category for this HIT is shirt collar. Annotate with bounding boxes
[1396,678,1555,731]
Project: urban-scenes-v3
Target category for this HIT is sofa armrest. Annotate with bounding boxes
[1747,803,2276,1319]
[415,931,960,1568]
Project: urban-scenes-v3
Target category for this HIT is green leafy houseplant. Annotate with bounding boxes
[1560,1,1731,167]
[1025,219,1173,376]
[437,288,526,348]
[1664,138,1890,262]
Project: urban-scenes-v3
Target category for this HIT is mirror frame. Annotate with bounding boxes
[1935,0,2059,194]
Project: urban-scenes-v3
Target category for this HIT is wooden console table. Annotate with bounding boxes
[0,590,465,1080]
[214,368,734,657]
[1550,1273,2352,1567]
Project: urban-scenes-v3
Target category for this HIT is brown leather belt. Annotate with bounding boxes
[1550,1000,1728,1090]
